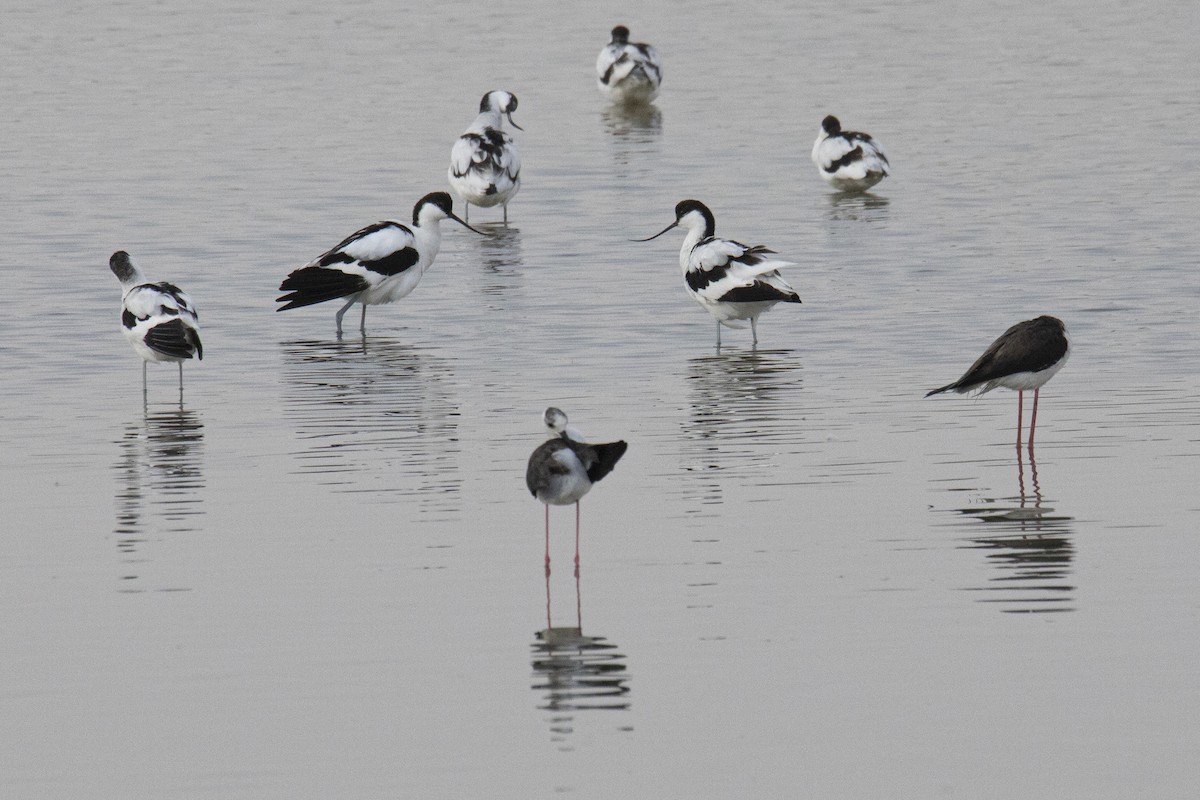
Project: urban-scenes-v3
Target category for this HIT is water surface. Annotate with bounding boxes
[2,1,1199,798]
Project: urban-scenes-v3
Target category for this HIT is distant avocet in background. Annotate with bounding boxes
[448,90,522,224]
[109,250,203,396]
[812,115,890,193]
[276,192,484,334]
[526,407,627,573]
[927,316,1070,447]
[637,200,802,346]
[596,25,662,105]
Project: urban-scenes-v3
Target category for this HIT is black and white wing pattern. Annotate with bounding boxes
[276,221,420,310]
[596,27,662,103]
[123,282,203,360]
[685,238,801,305]
[812,115,889,190]
[449,129,521,202]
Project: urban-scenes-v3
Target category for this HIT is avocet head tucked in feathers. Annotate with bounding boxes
[109,250,203,394]
[526,407,627,573]
[927,316,1070,447]
[276,191,485,334]
[448,90,522,224]
[637,200,802,347]
[812,115,890,193]
[596,25,662,105]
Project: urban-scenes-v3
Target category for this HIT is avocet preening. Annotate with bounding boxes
[276,191,485,334]
[596,25,662,105]
[926,316,1070,447]
[109,250,203,395]
[448,90,522,224]
[526,407,627,573]
[637,200,802,347]
[811,115,890,193]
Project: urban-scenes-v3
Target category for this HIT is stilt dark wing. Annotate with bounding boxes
[929,316,1068,394]
[526,439,571,496]
[583,440,628,484]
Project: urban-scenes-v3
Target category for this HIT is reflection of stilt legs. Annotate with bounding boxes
[1015,444,1044,533]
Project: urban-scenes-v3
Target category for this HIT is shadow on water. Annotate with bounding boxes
[531,566,631,751]
[943,446,1076,613]
[112,402,205,591]
[677,347,808,511]
[826,191,890,223]
[279,336,461,515]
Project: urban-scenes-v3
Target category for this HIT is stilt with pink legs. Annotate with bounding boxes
[526,407,627,575]
[927,316,1069,448]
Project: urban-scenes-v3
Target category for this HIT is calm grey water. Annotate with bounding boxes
[3,1,1199,798]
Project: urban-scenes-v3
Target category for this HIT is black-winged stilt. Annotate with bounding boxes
[926,315,1070,446]
[526,407,627,574]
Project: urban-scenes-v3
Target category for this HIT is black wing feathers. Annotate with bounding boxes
[276,267,370,310]
[144,318,203,360]
[581,440,627,484]
[928,317,1068,395]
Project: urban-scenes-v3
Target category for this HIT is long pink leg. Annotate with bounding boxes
[574,501,581,577]
[1016,390,1024,447]
[544,504,551,574]
[1028,388,1040,448]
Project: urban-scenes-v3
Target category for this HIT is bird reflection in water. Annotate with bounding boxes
[679,348,806,511]
[601,103,663,138]
[953,445,1076,613]
[600,104,662,176]
[531,567,631,749]
[826,191,890,223]
[279,337,461,514]
[112,402,205,590]
[472,223,523,298]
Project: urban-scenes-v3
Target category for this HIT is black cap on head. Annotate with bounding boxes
[822,115,841,134]
[414,191,454,223]
[611,25,630,44]
[674,200,716,236]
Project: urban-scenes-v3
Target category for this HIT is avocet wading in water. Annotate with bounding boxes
[811,115,890,193]
[637,200,802,347]
[926,316,1070,447]
[448,90,522,224]
[596,25,662,105]
[276,191,485,334]
[526,407,627,574]
[109,250,203,397]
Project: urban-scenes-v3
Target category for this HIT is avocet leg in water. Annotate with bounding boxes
[596,25,662,105]
[636,200,802,347]
[811,115,890,193]
[526,407,627,574]
[926,316,1070,447]
[448,90,522,225]
[109,251,203,397]
[276,192,485,334]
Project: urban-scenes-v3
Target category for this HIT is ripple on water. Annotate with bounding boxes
[934,447,1076,613]
[279,337,462,517]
